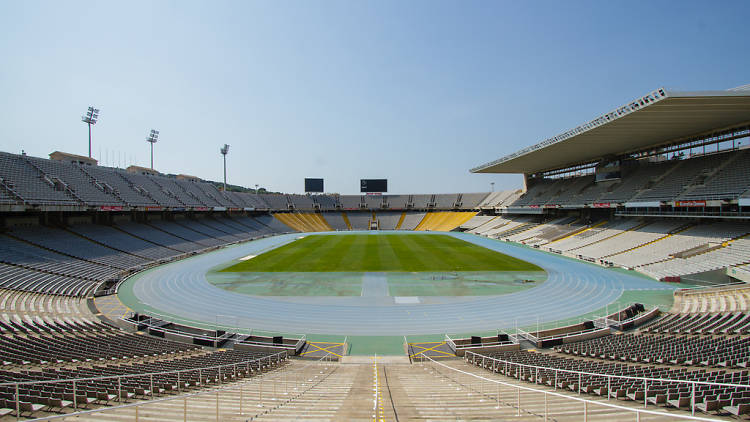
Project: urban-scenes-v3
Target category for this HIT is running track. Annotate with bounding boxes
[119,232,676,336]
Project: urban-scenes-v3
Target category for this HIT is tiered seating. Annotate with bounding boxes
[0,318,198,366]
[572,220,687,262]
[507,150,750,207]
[83,167,158,207]
[24,157,124,206]
[556,332,750,368]
[118,172,187,208]
[645,312,750,335]
[172,219,243,244]
[632,153,729,202]
[375,211,402,230]
[339,195,362,210]
[172,179,222,207]
[67,224,181,261]
[363,195,382,209]
[547,219,644,253]
[0,289,93,318]
[0,316,283,417]
[458,215,496,231]
[398,212,426,230]
[457,192,489,209]
[345,212,371,230]
[147,220,224,248]
[116,222,205,253]
[272,213,332,232]
[322,213,349,230]
[258,195,288,211]
[0,234,118,284]
[0,153,77,206]
[410,195,431,209]
[606,221,747,269]
[433,194,458,209]
[673,284,750,314]
[312,195,337,210]
[413,212,477,231]
[469,350,750,416]
[386,195,409,209]
[641,236,750,279]
[505,216,582,246]
[10,226,150,270]
[0,264,95,297]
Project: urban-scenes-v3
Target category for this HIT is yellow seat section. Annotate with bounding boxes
[273,213,307,232]
[415,211,477,231]
[273,212,333,232]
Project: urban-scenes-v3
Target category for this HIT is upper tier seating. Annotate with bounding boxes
[509,149,750,207]
[0,153,78,206]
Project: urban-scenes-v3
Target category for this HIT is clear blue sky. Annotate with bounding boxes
[1,1,748,194]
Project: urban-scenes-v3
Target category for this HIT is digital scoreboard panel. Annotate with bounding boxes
[360,179,387,193]
[304,178,324,193]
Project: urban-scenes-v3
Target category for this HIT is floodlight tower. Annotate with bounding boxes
[220,144,230,191]
[146,129,159,169]
[81,106,100,158]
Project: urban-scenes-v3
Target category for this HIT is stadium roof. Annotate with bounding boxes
[471,88,750,174]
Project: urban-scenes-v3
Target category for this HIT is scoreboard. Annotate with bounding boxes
[304,178,324,193]
[360,179,387,193]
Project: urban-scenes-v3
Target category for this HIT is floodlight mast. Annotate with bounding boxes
[81,106,100,158]
[220,144,230,191]
[146,129,159,169]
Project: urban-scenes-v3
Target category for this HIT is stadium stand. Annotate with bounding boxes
[321,212,349,230]
[397,212,426,230]
[375,211,402,230]
[458,215,496,231]
[386,195,410,209]
[414,211,477,231]
[338,195,361,210]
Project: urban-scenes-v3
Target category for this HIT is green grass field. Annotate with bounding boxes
[222,233,542,272]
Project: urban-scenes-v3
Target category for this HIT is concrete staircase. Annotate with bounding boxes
[60,357,715,421]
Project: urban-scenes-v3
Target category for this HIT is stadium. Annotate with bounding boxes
[2,3,750,422]
[0,84,747,421]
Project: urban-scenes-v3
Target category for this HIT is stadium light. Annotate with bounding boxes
[146,129,159,169]
[81,106,100,158]
[490,182,495,192]
[220,144,230,191]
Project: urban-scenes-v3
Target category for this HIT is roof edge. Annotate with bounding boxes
[470,87,669,173]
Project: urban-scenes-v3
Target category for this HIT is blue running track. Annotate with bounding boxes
[119,232,676,336]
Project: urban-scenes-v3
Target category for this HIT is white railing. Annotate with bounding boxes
[421,354,724,421]
[3,350,289,420]
[24,351,339,422]
[464,351,749,418]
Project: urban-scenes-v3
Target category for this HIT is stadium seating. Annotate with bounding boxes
[375,211,403,230]
[414,211,477,231]
[468,349,750,416]
[508,149,750,207]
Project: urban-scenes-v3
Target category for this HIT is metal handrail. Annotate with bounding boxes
[423,354,722,421]
[0,350,288,388]
[465,351,750,389]
[26,352,337,422]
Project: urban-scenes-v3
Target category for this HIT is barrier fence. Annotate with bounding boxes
[0,349,343,421]
[23,351,339,421]
[459,351,746,420]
